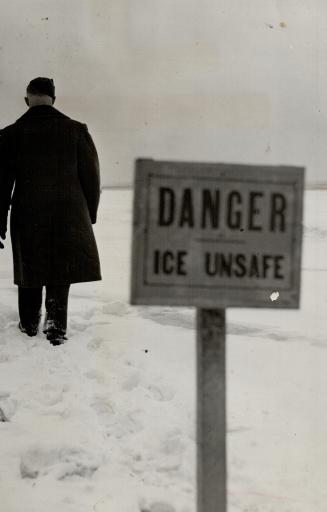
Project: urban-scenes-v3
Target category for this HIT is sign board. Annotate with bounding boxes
[131,159,304,308]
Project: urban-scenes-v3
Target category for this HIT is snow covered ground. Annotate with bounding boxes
[0,189,327,512]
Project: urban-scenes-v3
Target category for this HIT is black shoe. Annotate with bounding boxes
[18,322,38,337]
[48,338,66,346]
[46,333,68,346]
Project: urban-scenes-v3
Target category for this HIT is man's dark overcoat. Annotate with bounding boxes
[0,105,101,287]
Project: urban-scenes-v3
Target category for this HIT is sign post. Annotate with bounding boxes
[197,308,226,512]
[131,159,304,511]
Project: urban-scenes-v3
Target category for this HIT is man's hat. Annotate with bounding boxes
[26,77,55,98]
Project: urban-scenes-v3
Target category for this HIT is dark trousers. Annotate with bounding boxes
[18,285,70,339]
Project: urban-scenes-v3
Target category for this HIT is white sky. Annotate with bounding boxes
[1,1,327,186]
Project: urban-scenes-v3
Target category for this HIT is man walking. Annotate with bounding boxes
[0,77,101,345]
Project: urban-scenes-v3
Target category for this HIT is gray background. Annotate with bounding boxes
[0,0,325,187]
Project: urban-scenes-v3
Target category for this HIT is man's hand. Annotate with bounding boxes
[0,228,6,250]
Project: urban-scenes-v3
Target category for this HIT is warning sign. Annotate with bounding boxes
[131,159,304,308]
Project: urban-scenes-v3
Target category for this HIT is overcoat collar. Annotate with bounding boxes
[15,105,70,123]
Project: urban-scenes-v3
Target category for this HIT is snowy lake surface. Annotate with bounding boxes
[0,189,327,512]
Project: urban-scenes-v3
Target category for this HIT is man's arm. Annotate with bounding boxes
[77,124,101,224]
[0,128,15,248]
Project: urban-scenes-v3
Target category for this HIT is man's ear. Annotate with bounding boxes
[24,97,29,106]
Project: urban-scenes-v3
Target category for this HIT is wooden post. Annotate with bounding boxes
[196,308,227,512]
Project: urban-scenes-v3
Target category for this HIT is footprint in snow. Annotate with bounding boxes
[0,395,17,421]
[139,307,194,330]
[98,407,144,439]
[102,301,131,317]
[31,382,67,407]
[84,369,106,384]
[0,407,9,422]
[112,411,144,438]
[160,432,185,457]
[91,396,115,419]
[20,445,100,480]
[121,375,176,401]
[87,337,105,351]
[69,320,89,333]
[146,384,176,402]
[82,308,100,320]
